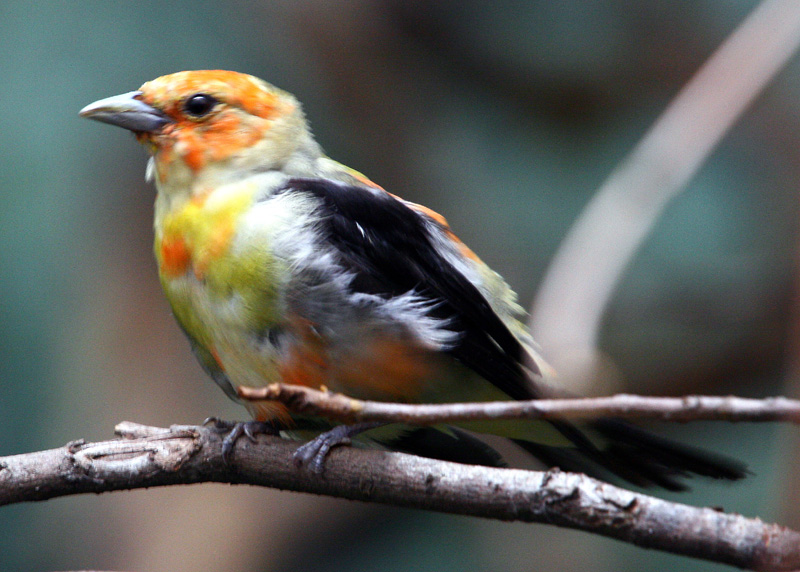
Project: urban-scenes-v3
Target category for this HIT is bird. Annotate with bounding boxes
[80,70,746,490]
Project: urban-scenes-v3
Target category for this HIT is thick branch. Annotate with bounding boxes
[236,384,800,425]
[0,422,797,571]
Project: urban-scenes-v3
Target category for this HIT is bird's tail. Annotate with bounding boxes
[379,416,746,491]
[515,418,747,491]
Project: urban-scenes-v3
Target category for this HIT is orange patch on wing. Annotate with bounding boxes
[448,230,483,263]
[274,316,436,404]
[404,200,484,263]
[159,235,191,277]
[246,399,293,425]
[278,316,330,388]
[404,200,449,227]
[337,337,432,402]
[352,172,385,190]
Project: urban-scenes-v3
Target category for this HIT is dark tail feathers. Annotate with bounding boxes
[517,418,747,491]
[382,420,746,492]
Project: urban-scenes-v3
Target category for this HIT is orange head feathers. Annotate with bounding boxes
[80,70,317,186]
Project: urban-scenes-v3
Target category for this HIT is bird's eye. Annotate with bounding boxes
[183,93,218,117]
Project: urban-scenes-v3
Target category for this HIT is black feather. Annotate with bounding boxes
[280,178,539,401]
[277,178,747,490]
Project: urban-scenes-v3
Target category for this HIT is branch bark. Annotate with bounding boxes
[236,383,800,425]
[1,422,798,571]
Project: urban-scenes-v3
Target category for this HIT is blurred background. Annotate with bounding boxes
[1,1,798,570]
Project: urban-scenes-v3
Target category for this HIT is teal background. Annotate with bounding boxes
[0,1,796,570]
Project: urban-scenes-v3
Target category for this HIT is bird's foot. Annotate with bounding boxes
[293,422,384,474]
[203,417,280,463]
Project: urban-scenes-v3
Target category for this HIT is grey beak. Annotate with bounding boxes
[80,91,171,132]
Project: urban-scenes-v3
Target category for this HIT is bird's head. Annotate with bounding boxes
[80,70,317,191]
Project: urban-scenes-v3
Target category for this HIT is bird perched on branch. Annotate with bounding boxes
[81,70,745,490]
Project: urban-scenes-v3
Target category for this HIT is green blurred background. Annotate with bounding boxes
[1,1,797,570]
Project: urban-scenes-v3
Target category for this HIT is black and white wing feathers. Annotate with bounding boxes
[280,177,539,401]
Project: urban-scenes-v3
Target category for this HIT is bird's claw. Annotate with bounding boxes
[203,416,233,431]
[293,422,383,474]
[203,418,279,463]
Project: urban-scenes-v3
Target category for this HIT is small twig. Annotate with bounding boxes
[236,383,800,425]
[0,422,798,571]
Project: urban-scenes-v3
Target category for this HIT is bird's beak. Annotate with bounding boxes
[80,91,171,133]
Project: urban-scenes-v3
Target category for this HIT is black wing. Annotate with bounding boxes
[279,178,539,400]
[277,178,747,489]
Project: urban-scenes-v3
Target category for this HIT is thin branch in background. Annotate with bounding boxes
[1,422,798,571]
[530,0,800,387]
[236,383,800,425]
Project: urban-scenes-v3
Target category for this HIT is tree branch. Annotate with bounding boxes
[236,383,800,425]
[0,421,798,571]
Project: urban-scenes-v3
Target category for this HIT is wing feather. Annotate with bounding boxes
[279,177,538,400]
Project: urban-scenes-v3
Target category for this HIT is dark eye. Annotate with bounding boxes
[183,93,218,117]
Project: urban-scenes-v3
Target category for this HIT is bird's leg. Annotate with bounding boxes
[293,422,385,474]
[204,417,281,463]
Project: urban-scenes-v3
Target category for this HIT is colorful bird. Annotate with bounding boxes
[81,70,745,489]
